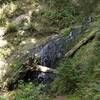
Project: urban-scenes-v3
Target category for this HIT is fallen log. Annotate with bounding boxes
[65,33,96,58]
[34,65,57,73]
[5,61,56,90]
[5,32,97,90]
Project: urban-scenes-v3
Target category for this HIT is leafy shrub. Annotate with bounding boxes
[13,82,52,100]
[52,33,100,99]
[6,22,17,33]
[76,0,100,16]
[10,59,22,69]
[52,59,78,94]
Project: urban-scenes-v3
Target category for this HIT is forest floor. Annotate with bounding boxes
[0,0,100,100]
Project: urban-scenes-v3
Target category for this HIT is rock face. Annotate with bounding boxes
[40,36,65,67]
[38,36,65,84]
[38,16,92,83]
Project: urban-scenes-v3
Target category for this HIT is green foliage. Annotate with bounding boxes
[44,9,74,28]
[10,59,22,69]
[76,0,100,16]
[52,59,78,94]
[34,0,100,34]
[33,0,80,32]
[0,0,100,99]
[0,96,6,100]
[6,22,17,33]
[13,82,52,100]
[66,95,81,100]
[52,33,100,99]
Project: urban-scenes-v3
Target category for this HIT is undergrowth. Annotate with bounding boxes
[52,32,100,100]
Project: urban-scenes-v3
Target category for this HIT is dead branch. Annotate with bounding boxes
[65,33,96,58]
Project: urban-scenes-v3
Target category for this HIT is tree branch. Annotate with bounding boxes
[65,33,96,58]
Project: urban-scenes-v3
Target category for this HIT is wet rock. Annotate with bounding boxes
[40,36,65,67]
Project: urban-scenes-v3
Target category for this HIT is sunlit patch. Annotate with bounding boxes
[18,30,25,36]
[28,10,32,16]
[0,39,7,47]
[31,38,37,43]
[35,53,40,58]
[0,60,8,82]
[16,54,20,58]
[26,50,29,53]
[20,38,37,47]
[9,2,17,14]
[24,22,29,26]
[0,2,17,17]
[4,48,12,57]
[35,8,40,12]
[0,60,6,67]
[21,41,26,44]
[0,27,6,37]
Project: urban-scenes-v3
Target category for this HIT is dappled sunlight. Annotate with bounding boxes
[0,59,8,82]
[31,38,36,43]
[35,8,40,13]
[18,38,37,54]
[8,2,17,14]
[0,28,10,84]
[0,27,6,37]
[34,53,40,58]
[0,27,8,47]
[35,4,42,13]
[18,30,25,36]
[0,2,18,16]
[0,0,99,99]
[0,39,8,48]
[6,37,38,61]
[0,42,9,84]
[21,41,26,45]
[20,37,37,45]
